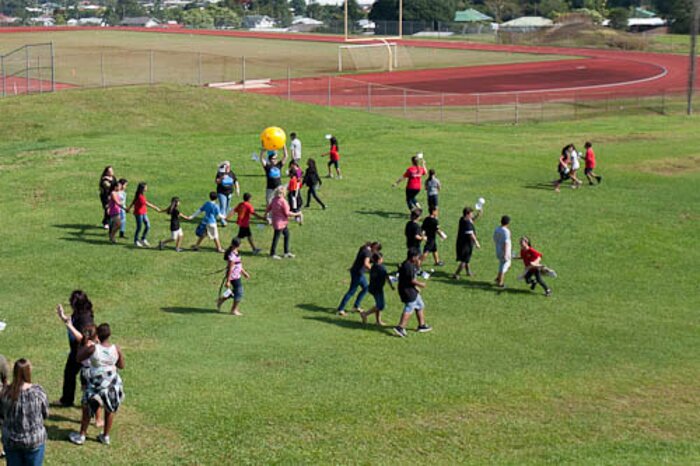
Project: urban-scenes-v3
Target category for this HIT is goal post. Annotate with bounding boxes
[338,40,399,72]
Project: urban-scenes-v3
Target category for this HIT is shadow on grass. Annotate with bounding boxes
[161,307,219,314]
[435,278,533,295]
[523,182,555,191]
[46,413,80,442]
[354,210,406,219]
[296,303,336,313]
[53,223,104,232]
[303,315,392,335]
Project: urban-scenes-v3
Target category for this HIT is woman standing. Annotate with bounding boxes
[215,161,239,227]
[99,166,117,229]
[0,359,48,465]
[265,187,302,259]
[69,323,125,446]
[303,158,325,209]
[453,207,481,279]
[59,290,95,408]
[553,147,570,193]
[393,154,427,211]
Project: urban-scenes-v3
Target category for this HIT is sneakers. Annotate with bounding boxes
[545,289,553,297]
[141,239,151,248]
[175,247,183,252]
[102,224,109,230]
[351,307,364,313]
[271,255,282,260]
[435,261,445,266]
[337,310,347,317]
[69,432,86,445]
[97,434,110,445]
[134,240,143,248]
[284,252,296,259]
[393,326,407,338]
[417,325,432,333]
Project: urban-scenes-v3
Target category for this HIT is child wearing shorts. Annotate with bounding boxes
[228,193,266,254]
[360,253,394,326]
[216,238,250,315]
[191,192,224,252]
[158,197,191,252]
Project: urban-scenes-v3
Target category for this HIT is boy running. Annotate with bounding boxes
[584,141,602,185]
[421,206,445,266]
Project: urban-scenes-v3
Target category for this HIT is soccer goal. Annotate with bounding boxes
[338,40,401,72]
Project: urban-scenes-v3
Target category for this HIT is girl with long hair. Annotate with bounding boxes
[303,158,325,209]
[58,290,95,407]
[126,182,161,248]
[321,136,342,179]
[99,166,117,229]
[158,197,191,252]
[0,359,48,465]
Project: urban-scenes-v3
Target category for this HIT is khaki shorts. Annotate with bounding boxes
[206,224,219,240]
[171,228,183,240]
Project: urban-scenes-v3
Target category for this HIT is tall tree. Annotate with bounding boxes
[289,0,305,16]
[484,0,520,22]
[369,0,458,22]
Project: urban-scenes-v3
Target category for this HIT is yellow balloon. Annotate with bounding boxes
[260,127,286,151]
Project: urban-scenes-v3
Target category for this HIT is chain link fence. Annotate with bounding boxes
[0,42,54,97]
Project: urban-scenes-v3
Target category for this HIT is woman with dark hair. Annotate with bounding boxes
[69,324,125,446]
[58,290,95,407]
[452,207,480,279]
[126,182,161,248]
[553,146,571,193]
[337,241,382,316]
[303,158,325,209]
[99,166,117,229]
[0,359,48,465]
[515,236,554,297]
[215,161,239,227]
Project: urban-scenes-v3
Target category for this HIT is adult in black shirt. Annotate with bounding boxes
[453,207,481,279]
[215,162,240,225]
[404,209,424,251]
[260,147,288,205]
[57,290,95,407]
[99,166,117,228]
[337,241,382,315]
[393,248,432,337]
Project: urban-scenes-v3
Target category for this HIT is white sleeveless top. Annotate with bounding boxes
[89,343,119,373]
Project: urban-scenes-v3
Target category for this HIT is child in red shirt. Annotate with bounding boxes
[126,182,161,248]
[321,136,342,179]
[228,193,266,254]
[516,236,553,297]
[584,141,602,185]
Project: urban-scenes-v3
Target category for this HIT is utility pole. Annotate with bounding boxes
[688,0,699,115]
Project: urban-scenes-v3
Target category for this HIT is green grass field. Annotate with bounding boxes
[1,30,575,86]
[1,85,699,464]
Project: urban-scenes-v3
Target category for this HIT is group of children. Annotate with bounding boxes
[554,141,602,192]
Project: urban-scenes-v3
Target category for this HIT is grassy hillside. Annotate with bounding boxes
[0,86,699,464]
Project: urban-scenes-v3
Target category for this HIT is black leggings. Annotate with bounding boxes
[270,227,290,256]
[525,268,549,291]
[306,185,325,208]
[60,348,81,406]
[100,193,110,226]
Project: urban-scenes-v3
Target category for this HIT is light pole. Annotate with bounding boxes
[688,0,699,115]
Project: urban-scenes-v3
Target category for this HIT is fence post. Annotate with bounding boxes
[540,98,544,122]
[574,93,578,120]
[661,90,666,114]
[475,94,480,125]
[25,45,30,94]
[403,89,407,117]
[197,53,202,86]
[100,53,105,88]
[241,56,246,92]
[440,93,445,123]
[38,56,42,93]
[515,94,519,125]
[149,50,154,85]
[1,55,5,97]
[327,75,331,108]
[50,41,55,93]
[287,65,291,101]
[367,82,372,113]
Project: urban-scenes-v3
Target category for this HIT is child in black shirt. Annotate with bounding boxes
[421,206,445,267]
[360,253,394,326]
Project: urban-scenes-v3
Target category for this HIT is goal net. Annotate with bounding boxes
[338,41,413,72]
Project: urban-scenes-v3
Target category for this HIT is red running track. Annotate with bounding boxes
[1,26,697,106]
[0,76,74,95]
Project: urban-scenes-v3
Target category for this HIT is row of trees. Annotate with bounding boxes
[0,0,694,33]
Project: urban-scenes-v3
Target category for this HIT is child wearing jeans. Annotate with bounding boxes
[216,238,251,316]
[117,179,128,238]
[126,182,161,248]
[424,169,441,211]
[360,252,394,326]
[191,192,224,252]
